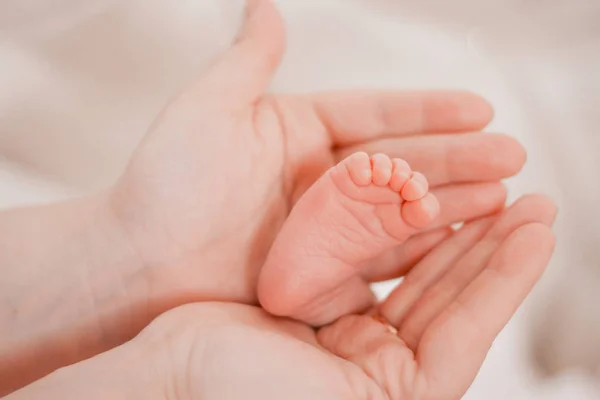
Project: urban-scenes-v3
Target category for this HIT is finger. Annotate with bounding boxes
[185,0,285,110]
[317,314,415,400]
[336,133,526,186]
[318,314,393,360]
[310,91,494,146]
[396,194,557,350]
[428,182,507,230]
[359,228,453,282]
[379,217,496,326]
[416,223,555,399]
[358,182,506,281]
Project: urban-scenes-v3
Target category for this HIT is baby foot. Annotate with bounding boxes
[258,152,440,320]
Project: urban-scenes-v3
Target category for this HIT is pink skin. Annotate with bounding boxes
[0,0,529,394]
[258,152,440,325]
[8,196,557,400]
[0,0,554,396]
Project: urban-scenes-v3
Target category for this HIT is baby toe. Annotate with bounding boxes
[401,193,440,229]
[345,152,373,186]
[401,172,429,201]
[390,158,412,192]
[370,154,393,186]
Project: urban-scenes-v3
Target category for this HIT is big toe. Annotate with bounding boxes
[401,193,440,229]
[401,172,429,201]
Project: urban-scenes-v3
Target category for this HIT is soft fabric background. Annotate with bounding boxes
[1,0,599,398]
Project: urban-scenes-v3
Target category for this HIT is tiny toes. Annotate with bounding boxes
[390,158,412,192]
[401,172,429,201]
[370,154,393,186]
[402,193,440,228]
[345,152,372,186]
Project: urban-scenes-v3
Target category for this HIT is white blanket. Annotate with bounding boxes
[1,0,599,398]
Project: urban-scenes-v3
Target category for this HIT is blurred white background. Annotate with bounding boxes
[1,0,599,398]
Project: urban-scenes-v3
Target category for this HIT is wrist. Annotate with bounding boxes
[5,338,159,400]
[0,194,150,395]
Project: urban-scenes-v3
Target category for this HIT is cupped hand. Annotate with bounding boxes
[111,0,524,320]
[14,195,555,400]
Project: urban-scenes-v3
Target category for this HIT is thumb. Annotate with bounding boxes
[187,0,285,110]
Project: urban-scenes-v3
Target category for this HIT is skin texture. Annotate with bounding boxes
[0,0,526,394]
[258,152,441,325]
[7,195,557,400]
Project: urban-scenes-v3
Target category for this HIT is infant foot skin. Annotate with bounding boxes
[258,152,440,321]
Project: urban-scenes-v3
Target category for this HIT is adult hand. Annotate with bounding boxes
[0,0,523,392]
[111,0,521,318]
[9,195,555,400]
